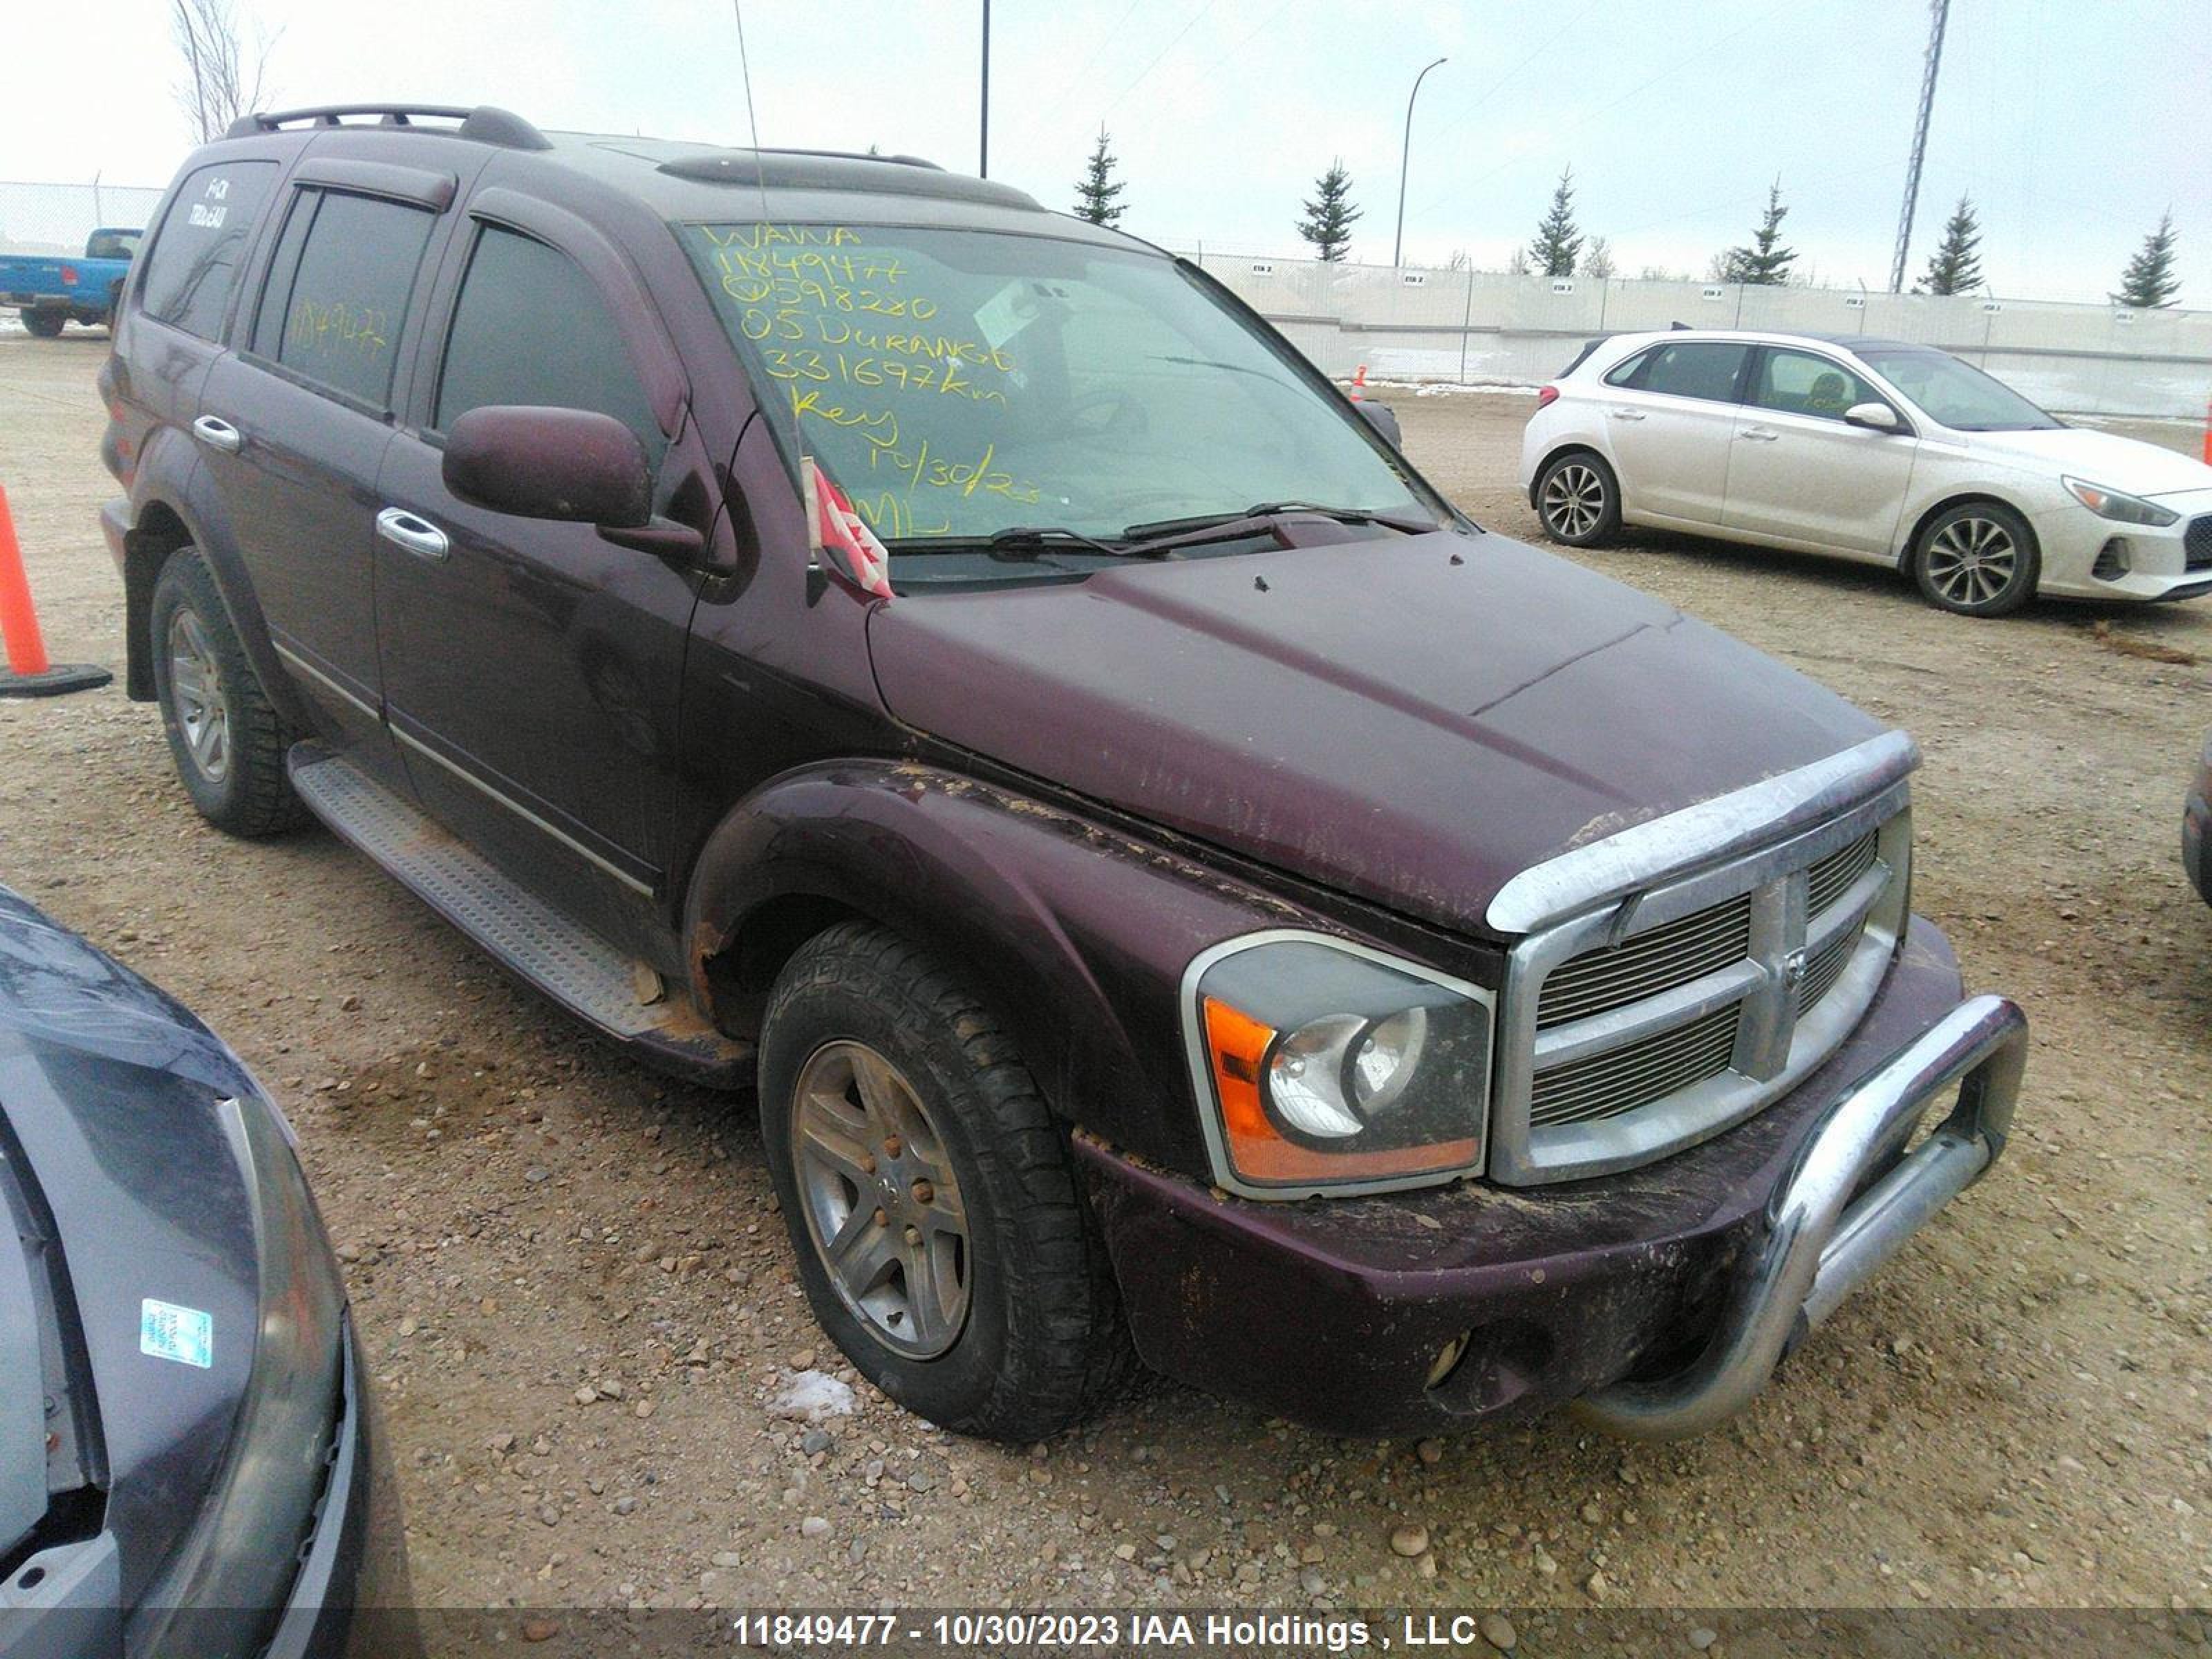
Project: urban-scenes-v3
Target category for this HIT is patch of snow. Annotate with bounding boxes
[769,1368,856,1421]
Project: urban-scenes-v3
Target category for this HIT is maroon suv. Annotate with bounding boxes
[97,104,2027,1443]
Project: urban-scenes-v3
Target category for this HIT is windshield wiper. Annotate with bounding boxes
[1246,500,1441,532]
[1122,500,1439,546]
[886,525,1136,561]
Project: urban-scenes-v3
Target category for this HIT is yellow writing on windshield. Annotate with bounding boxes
[723,223,1042,532]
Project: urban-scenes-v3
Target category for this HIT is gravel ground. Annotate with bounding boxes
[1,334,2208,1640]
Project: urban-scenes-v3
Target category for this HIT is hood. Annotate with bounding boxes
[867,531,1882,938]
[0,885,263,1602]
[1960,427,2212,498]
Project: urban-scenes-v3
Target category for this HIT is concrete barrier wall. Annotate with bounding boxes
[1181,250,2212,420]
[9,179,2200,419]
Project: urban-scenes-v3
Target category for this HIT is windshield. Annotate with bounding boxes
[681,221,1435,550]
[1857,348,2061,431]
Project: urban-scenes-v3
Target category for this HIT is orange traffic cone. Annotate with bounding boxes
[2202,394,2211,467]
[0,483,112,697]
[1349,364,1369,402]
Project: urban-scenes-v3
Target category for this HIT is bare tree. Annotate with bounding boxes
[171,0,280,143]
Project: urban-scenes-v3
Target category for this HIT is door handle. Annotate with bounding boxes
[376,507,450,561]
[1738,427,1780,443]
[1607,406,1647,422]
[191,413,243,453]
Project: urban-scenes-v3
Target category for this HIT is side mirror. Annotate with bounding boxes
[444,406,653,527]
[1356,400,1403,447]
[1843,401,1904,433]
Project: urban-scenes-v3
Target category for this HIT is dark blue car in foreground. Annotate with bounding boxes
[2188,732,2212,906]
[0,885,412,1657]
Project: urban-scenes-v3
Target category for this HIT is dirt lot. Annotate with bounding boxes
[2,332,2208,1637]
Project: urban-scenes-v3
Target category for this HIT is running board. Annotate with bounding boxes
[287,742,754,1086]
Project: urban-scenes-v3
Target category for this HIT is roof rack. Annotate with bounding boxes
[224,104,551,151]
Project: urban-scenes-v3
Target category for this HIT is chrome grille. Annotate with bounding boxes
[1535,894,1752,1029]
[1795,924,1859,1015]
[1491,803,1913,1185]
[1531,1004,1740,1126]
[1806,830,1878,914]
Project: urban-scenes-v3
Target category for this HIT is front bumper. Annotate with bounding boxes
[2186,777,2211,908]
[0,1327,415,1658]
[2032,494,2212,603]
[262,1324,419,1659]
[1078,916,2027,1437]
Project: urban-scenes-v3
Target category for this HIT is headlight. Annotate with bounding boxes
[141,1089,347,1656]
[2064,476,2180,527]
[1185,932,1494,1196]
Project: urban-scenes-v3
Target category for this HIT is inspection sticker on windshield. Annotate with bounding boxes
[140,1299,214,1369]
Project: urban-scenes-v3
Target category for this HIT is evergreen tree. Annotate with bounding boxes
[2113,212,2181,308]
[1296,160,1361,262]
[1721,179,1796,285]
[1529,167,1583,276]
[1583,235,1615,280]
[1071,126,1127,227]
[1918,196,1983,294]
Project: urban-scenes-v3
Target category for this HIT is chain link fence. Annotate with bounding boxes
[0,180,169,256]
[1181,250,2212,420]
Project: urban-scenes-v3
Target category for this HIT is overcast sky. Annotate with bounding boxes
[10,0,2206,304]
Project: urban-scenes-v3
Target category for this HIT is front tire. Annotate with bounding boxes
[1911,500,2039,617]
[21,310,65,339]
[149,547,310,836]
[1535,450,1622,547]
[759,922,1134,1441]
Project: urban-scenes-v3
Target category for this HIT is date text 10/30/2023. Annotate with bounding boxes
[724,1611,1548,1653]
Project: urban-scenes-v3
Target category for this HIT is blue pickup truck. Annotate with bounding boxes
[1,227,140,335]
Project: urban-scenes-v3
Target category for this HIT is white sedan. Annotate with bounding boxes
[1517,328,2212,616]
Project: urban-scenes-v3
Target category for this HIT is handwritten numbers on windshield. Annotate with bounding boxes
[701,223,1041,532]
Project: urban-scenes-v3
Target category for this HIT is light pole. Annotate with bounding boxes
[1392,56,1447,269]
[980,0,992,178]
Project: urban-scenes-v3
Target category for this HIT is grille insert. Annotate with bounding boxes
[1806,830,1879,915]
[1795,926,1859,1014]
[2186,516,2212,573]
[1529,1003,1741,1127]
[1535,894,1752,1030]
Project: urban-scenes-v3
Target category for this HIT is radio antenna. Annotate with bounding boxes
[731,0,773,223]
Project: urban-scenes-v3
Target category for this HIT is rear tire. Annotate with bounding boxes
[149,547,311,836]
[1535,450,1622,547]
[759,921,1135,1441]
[21,310,64,339]
[1911,500,2039,617]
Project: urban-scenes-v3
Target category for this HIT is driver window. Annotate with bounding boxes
[1751,349,1875,422]
[436,224,662,463]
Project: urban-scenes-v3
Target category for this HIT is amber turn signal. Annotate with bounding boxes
[1201,995,1478,1185]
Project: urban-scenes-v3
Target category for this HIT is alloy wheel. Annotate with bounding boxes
[790,1040,971,1359]
[1543,462,1606,539]
[1923,515,2019,608]
[167,608,230,782]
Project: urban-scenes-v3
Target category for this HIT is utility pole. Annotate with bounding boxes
[979,0,991,178]
[1888,0,1950,293]
[1392,56,1447,269]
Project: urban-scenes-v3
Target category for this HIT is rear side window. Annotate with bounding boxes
[1606,341,1750,403]
[259,191,436,411]
[138,161,276,341]
[435,225,660,458]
